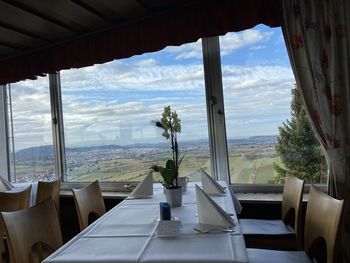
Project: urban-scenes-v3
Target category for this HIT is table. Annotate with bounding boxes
[44,182,249,263]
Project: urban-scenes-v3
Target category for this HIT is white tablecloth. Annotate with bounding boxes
[44,182,248,263]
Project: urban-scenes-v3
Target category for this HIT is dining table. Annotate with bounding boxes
[43,182,249,263]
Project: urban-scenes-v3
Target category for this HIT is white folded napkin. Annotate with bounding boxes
[200,168,226,195]
[0,176,14,191]
[195,185,234,228]
[128,171,153,198]
[228,185,243,215]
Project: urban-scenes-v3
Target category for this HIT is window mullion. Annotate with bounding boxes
[49,73,67,181]
[201,37,230,182]
[0,85,10,181]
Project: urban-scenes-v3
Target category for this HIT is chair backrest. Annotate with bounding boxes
[0,185,31,212]
[36,179,61,217]
[72,180,106,231]
[1,198,62,263]
[304,185,343,263]
[281,173,304,249]
[0,186,31,263]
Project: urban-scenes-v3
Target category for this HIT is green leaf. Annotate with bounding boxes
[158,166,174,187]
[178,153,186,166]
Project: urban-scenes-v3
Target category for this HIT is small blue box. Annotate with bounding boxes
[160,202,171,220]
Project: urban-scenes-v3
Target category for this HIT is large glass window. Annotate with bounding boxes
[7,77,55,183]
[221,25,326,184]
[1,30,327,187]
[60,42,210,182]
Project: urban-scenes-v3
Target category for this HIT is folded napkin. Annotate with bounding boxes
[195,185,234,228]
[200,168,226,195]
[0,176,14,192]
[228,186,243,215]
[128,171,153,198]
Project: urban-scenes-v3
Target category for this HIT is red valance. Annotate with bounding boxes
[0,0,282,85]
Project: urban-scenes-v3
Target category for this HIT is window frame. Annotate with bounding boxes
[0,36,327,193]
[0,85,10,181]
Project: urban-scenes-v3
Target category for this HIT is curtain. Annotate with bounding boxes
[282,0,350,261]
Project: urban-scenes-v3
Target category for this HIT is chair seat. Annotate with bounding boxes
[247,248,312,263]
[239,219,295,235]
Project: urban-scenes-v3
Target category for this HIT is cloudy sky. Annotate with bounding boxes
[10,24,295,150]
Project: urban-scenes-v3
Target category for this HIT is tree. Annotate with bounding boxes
[273,88,326,184]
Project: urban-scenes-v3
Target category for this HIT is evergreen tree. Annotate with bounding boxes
[274,88,326,184]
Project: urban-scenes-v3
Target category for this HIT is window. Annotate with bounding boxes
[0,29,327,187]
[6,77,55,183]
[60,42,210,182]
[220,25,326,184]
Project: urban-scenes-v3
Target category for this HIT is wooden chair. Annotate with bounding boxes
[36,179,61,218]
[1,198,62,263]
[0,186,31,263]
[72,180,106,231]
[239,174,304,250]
[247,185,344,263]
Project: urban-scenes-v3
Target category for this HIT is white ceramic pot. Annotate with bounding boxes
[164,187,182,207]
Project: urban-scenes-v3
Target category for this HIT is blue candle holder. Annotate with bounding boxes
[160,202,171,220]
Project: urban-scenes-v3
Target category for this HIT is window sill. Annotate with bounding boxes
[60,190,129,200]
[236,192,309,204]
[60,190,309,203]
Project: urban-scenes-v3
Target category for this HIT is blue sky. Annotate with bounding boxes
[10,24,295,150]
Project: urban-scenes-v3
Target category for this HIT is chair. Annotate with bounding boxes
[1,198,62,263]
[247,185,344,263]
[239,174,304,250]
[0,186,31,263]
[72,180,106,231]
[36,179,61,218]
[0,186,31,212]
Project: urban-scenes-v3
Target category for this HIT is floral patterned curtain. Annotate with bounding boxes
[282,0,350,261]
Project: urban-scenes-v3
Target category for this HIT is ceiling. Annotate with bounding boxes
[0,0,195,61]
[0,0,282,84]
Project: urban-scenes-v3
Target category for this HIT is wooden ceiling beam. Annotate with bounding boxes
[69,0,116,24]
[0,40,26,50]
[0,20,50,42]
[1,0,79,33]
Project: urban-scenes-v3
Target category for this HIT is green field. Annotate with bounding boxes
[228,145,281,184]
[15,144,282,184]
[66,144,281,184]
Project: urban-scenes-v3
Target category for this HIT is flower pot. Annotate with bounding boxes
[164,187,182,207]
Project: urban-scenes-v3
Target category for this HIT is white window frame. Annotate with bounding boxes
[0,36,327,193]
[202,37,230,182]
[0,85,10,181]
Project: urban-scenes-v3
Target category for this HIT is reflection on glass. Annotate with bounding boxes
[61,42,210,182]
[8,77,54,183]
[221,25,295,184]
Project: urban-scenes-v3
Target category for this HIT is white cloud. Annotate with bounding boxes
[249,45,267,50]
[162,29,273,60]
[61,60,205,93]
[136,58,157,67]
[11,44,294,149]
[220,30,273,56]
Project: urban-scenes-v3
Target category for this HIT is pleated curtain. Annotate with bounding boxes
[281,0,350,261]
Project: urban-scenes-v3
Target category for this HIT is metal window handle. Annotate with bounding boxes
[217,110,224,120]
[123,183,134,191]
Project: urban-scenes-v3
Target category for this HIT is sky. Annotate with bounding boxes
[10,24,295,150]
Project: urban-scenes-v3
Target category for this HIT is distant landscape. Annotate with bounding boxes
[13,135,281,184]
